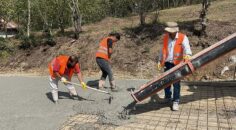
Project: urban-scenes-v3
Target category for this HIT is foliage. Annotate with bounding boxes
[0,38,13,58]
[0,0,216,41]
[18,35,37,49]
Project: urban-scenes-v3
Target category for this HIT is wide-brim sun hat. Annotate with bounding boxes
[164,22,179,33]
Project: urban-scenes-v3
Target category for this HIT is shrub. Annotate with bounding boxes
[18,35,38,49]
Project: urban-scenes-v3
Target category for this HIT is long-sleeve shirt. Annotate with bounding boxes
[159,32,192,63]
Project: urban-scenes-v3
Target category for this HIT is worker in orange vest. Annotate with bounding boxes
[157,22,192,111]
[96,32,121,91]
[48,55,87,104]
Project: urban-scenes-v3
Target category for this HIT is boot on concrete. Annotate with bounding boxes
[98,80,105,89]
[52,90,59,103]
[110,80,118,92]
[69,88,78,100]
[172,101,179,111]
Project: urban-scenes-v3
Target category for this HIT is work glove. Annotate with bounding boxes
[81,82,87,90]
[183,55,191,62]
[60,77,68,83]
[156,62,162,71]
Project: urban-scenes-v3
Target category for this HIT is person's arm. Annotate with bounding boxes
[77,72,83,83]
[74,63,82,82]
[107,39,113,59]
[182,35,192,61]
[158,49,163,63]
[182,35,192,56]
[75,63,87,89]
[52,59,62,78]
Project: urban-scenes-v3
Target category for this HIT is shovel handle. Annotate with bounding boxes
[66,81,110,94]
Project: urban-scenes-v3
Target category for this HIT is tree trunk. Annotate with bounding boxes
[167,0,169,8]
[152,0,160,23]
[4,22,7,38]
[69,0,82,39]
[59,0,65,34]
[199,0,210,36]
[140,12,145,26]
[27,0,31,37]
[137,0,146,26]
[173,0,176,7]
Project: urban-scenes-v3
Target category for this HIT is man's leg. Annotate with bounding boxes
[172,81,181,111]
[99,69,107,88]
[96,58,107,89]
[106,64,116,91]
[63,76,78,99]
[173,81,181,103]
[164,86,172,99]
[49,76,59,103]
[65,83,78,98]
[164,62,174,100]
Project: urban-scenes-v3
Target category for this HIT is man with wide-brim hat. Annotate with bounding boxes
[157,22,192,111]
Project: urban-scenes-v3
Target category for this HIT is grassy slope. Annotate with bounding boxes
[1,0,236,79]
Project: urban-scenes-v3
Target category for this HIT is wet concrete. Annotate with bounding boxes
[0,76,147,130]
[72,79,147,128]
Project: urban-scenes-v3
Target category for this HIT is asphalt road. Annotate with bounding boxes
[0,76,147,130]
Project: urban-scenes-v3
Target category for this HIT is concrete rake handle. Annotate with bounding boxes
[66,81,110,94]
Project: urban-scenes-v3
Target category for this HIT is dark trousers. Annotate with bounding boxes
[96,57,114,81]
[164,62,181,102]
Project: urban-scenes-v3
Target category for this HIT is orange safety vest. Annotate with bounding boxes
[48,55,75,80]
[161,33,185,66]
[95,37,114,61]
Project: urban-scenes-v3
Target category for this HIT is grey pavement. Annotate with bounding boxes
[1,76,236,130]
[0,76,147,130]
[0,76,79,130]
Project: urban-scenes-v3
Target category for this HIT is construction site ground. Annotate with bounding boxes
[1,76,236,130]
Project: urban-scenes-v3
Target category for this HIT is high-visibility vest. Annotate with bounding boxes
[48,55,75,80]
[95,37,114,61]
[161,33,185,66]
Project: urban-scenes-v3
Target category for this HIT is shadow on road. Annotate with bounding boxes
[86,80,99,89]
[46,91,94,103]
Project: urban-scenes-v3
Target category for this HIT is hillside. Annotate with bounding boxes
[0,0,236,80]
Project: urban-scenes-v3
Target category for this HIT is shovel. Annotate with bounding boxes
[66,81,114,104]
[66,81,110,94]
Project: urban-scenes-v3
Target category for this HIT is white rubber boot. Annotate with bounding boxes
[69,87,78,99]
[52,90,58,104]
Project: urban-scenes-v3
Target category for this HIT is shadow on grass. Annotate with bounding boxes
[122,22,165,42]
[122,20,200,43]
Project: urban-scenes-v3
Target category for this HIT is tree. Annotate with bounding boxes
[151,0,160,24]
[27,0,31,37]
[200,0,210,36]
[132,0,150,25]
[68,0,82,39]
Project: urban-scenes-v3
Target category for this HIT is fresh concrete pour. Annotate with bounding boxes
[71,79,147,127]
[0,76,148,130]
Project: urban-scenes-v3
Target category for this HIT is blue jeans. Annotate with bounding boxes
[164,62,181,102]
